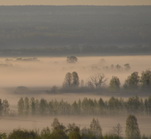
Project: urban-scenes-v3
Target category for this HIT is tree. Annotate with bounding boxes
[51,118,66,132]
[18,98,24,115]
[112,123,122,137]
[124,64,131,71]
[68,123,81,139]
[24,97,30,115]
[30,97,36,115]
[63,72,72,88]
[90,118,102,138]
[123,72,140,89]
[125,115,141,139]
[109,76,120,91]
[71,72,79,87]
[67,56,78,63]
[39,99,48,115]
[87,74,106,89]
[51,118,67,139]
[141,70,151,89]
[2,99,9,115]
[63,72,79,88]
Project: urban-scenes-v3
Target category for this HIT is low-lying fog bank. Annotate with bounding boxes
[0,56,150,87]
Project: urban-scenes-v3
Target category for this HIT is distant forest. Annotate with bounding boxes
[0,6,151,56]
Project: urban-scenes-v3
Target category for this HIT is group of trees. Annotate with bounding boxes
[102,63,131,72]
[0,115,150,139]
[17,96,151,116]
[62,70,151,91]
[63,72,79,88]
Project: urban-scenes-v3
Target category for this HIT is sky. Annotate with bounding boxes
[0,0,151,5]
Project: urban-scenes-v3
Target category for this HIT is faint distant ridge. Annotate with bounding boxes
[0,5,151,56]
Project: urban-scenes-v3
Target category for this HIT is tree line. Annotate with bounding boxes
[16,96,151,116]
[61,70,151,92]
[0,115,150,139]
[1,96,151,116]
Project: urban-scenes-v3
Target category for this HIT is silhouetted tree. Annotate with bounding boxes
[123,72,140,89]
[141,70,151,89]
[18,98,24,115]
[63,72,79,88]
[71,72,79,87]
[90,118,102,138]
[109,76,120,91]
[125,115,141,139]
[39,99,48,115]
[24,97,30,115]
[30,97,36,115]
[63,72,72,88]
[51,118,67,139]
[87,74,106,89]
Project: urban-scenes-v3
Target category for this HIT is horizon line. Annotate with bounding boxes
[0,4,151,6]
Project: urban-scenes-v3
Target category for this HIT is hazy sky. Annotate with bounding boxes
[0,0,151,5]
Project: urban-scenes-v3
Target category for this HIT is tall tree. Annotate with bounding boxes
[90,118,102,138]
[63,72,72,88]
[71,72,79,87]
[24,97,30,115]
[125,115,141,139]
[18,98,24,115]
[30,97,36,115]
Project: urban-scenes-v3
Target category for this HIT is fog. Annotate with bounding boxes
[0,56,150,87]
[0,55,151,136]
